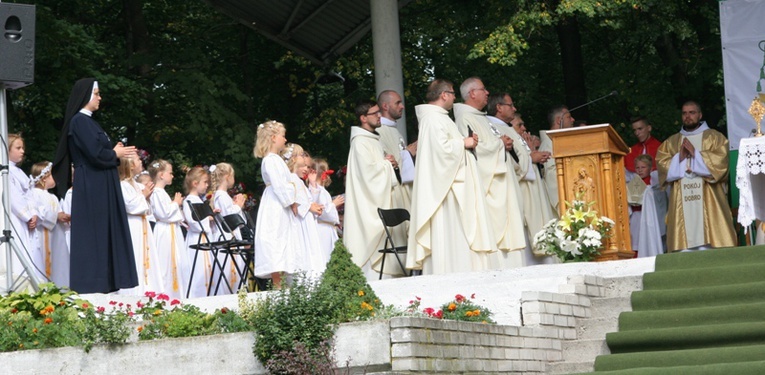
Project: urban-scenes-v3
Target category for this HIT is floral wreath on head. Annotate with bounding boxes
[29,162,53,188]
[282,144,294,160]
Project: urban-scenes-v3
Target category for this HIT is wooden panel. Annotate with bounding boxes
[551,124,634,260]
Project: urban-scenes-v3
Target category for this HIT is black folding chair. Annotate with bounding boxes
[185,202,233,298]
[376,207,411,280]
[217,213,256,292]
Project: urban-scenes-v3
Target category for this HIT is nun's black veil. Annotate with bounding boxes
[51,77,96,199]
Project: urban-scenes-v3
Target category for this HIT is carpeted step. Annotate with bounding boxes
[653,245,765,272]
[618,301,765,331]
[605,321,765,354]
[630,280,765,311]
[587,359,765,374]
[594,343,765,371]
[642,263,765,290]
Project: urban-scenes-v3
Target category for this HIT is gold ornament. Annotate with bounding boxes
[748,98,765,137]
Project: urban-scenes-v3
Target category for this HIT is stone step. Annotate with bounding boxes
[589,296,632,320]
[547,360,595,374]
[561,338,610,361]
[602,275,643,298]
[576,316,620,341]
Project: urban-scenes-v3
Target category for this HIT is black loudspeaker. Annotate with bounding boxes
[0,3,35,90]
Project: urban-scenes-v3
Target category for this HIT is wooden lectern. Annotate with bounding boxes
[547,124,633,260]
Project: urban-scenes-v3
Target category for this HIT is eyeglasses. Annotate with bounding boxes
[366,110,381,116]
[470,87,488,93]
[498,103,515,108]
[444,90,456,95]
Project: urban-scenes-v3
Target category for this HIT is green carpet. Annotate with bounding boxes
[590,245,765,374]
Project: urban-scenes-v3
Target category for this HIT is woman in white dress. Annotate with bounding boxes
[211,162,247,294]
[307,158,344,261]
[181,166,215,298]
[253,121,299,289]
[29,161,69,285]
[148,159,187,299]
[118,157,162,295]
[7,134,42,283]
[281,147,325,277]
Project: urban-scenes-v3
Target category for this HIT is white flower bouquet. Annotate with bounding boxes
[532,198,614,262]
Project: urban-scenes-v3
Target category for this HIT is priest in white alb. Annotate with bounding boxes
[487,92,558,265]
[539,105,575,212]
[454,78,526,269]
[407,79,497,274]
[377,90,415,212]
[343,99,402,279]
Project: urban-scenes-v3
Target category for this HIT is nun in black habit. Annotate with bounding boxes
[51,78,138,293]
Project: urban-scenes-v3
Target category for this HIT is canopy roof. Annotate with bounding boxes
[204,0,412,66]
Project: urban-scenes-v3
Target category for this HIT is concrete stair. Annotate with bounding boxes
[547,276,641,374]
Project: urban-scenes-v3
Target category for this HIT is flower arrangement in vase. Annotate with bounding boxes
[533,196,614,262]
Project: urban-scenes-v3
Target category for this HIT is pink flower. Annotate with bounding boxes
[118,302,124,307]
[109,301,117,305]
[144,291,156,298]
[97,306,106,313]
[416,296,421,301]
[423,307,435,316]
[157,294,170,301]
[128,311,134,317]
[455,294,465,303]
[136,301,144,308]
[170,299,181,306]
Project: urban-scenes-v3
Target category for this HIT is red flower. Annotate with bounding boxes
[423,307,435,316]
[471,293,476,299]
[416,296,421,301]
[220,307,229,314]
[136,301,144,308]
[43,317,53,324]
[82,303,89,309]
[434,310,443,319]
[109,301,117,305]
[157,293,170,301]
[10,308,17,314]
[170,299,181,306]
[455,294,465,303]
[118,302,124,308]
[97,306,105,313]
[144,291,156,299]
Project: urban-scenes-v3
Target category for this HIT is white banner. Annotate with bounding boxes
[720,0,765,150]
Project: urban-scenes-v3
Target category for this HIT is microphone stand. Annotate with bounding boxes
[569,91,618,112]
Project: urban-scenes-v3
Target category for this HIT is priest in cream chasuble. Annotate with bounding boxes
[407,79,497,274]
[343,100,402,277]
[454,78,526,258]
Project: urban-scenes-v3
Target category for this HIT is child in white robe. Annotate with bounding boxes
[307,158,343,262]
[627,155,668,257]
[253,121,300,289]
[7,134,42,283]
[282,147,325,277]
[29,161,69,285]
[182,166,215,298]
[211,162,247,294]
[118,157,162,295]
[148,159,187,299]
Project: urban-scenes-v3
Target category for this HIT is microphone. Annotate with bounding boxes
[569,90,618,112]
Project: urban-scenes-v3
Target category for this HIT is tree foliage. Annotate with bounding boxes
[5,0,726,198]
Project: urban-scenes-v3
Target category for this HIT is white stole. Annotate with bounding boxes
[681,132,705,248]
